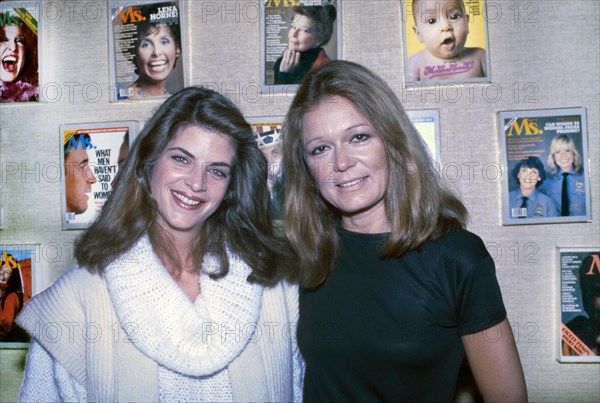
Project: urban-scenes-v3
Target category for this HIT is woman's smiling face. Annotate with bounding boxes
[135,24,180,84]
[0,24,26,83]
[150,125,234,244]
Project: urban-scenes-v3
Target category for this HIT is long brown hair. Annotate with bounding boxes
[282,61,468,288]
[75,86,288,285]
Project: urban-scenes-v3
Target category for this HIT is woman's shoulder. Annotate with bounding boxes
[426,228,491,267]
[432,228,486,248]
[34,265,104,302]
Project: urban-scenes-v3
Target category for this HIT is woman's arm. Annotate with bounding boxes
[462,318,527,402]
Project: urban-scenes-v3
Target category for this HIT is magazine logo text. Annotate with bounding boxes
[506,118,542,136]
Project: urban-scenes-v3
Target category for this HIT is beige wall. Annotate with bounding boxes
[1,1,599,401]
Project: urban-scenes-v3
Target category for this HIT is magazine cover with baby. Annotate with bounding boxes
[557,248,600,363]
[60,122,136,229]
[498,108,591,226]
[108,1,186,101]
[260,0,341,91]
[0,3,41,103]
[401,0,490,84]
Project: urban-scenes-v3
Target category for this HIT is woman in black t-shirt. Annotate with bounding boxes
[281,60,527,402]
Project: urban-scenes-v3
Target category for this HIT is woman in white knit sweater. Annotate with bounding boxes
[17,87,302,402]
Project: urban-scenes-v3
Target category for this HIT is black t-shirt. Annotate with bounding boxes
[298,228,507,402]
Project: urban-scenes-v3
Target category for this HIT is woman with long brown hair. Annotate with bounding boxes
[18,86,300,402]
[282,60,527,402]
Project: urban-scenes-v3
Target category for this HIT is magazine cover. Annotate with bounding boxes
[0,243,39,347]
[401,0,490,84]
[406,109,441,163]
[498,108,591,225]
[60,121,136,229]
[558,248,600,363]
[0,2,41,103]
[248,117,285,224]
[260,0,341,91]
[108,1,186,102]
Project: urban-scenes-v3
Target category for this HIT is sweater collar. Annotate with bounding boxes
[104,236,263,376]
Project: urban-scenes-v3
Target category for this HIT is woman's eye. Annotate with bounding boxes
[209,168,229,180]
[172,155,188,164]
[160,38,170,46]
[15,36,25,44]
[351,133,371,143]
[140,40,151,48]
[309,145,328,156]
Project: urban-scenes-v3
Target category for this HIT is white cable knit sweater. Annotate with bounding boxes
[17,236,302,402]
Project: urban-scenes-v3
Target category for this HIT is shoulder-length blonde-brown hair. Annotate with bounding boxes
[282,60,468,288]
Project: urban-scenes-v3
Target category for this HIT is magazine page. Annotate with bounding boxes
[0,3,40,103]
[558,248,600,363]
[0,243,39,347]
[260,0,341,92]
[108,1,186,102]
[498,108,591,225]
[60,121,136,229]
[406,109,440,163]
[401,0,490,85]
[248,117,285,225]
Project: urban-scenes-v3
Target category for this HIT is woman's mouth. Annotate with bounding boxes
[147,60,168,72]
[2,55,18,73]
[172,190,204,208]
[337,177,367,188]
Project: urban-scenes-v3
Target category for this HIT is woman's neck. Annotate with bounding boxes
[173,269,201,301]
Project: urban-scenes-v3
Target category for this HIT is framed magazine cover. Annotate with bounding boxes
[107,1,187,102]
[498,108,591,225]
[1,243,40,348]
[60,121,136,229]
[557,248,600,363]
[260,0,342,92]
[406,109,441,163]
[0,2,42,103]
[247,116,285,223]
[401,0,490,85]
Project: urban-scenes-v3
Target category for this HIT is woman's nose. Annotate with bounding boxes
[333,148,355,172]
[185,166,207,192]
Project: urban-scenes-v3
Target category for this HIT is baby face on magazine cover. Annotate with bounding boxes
[412,0,469,60]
